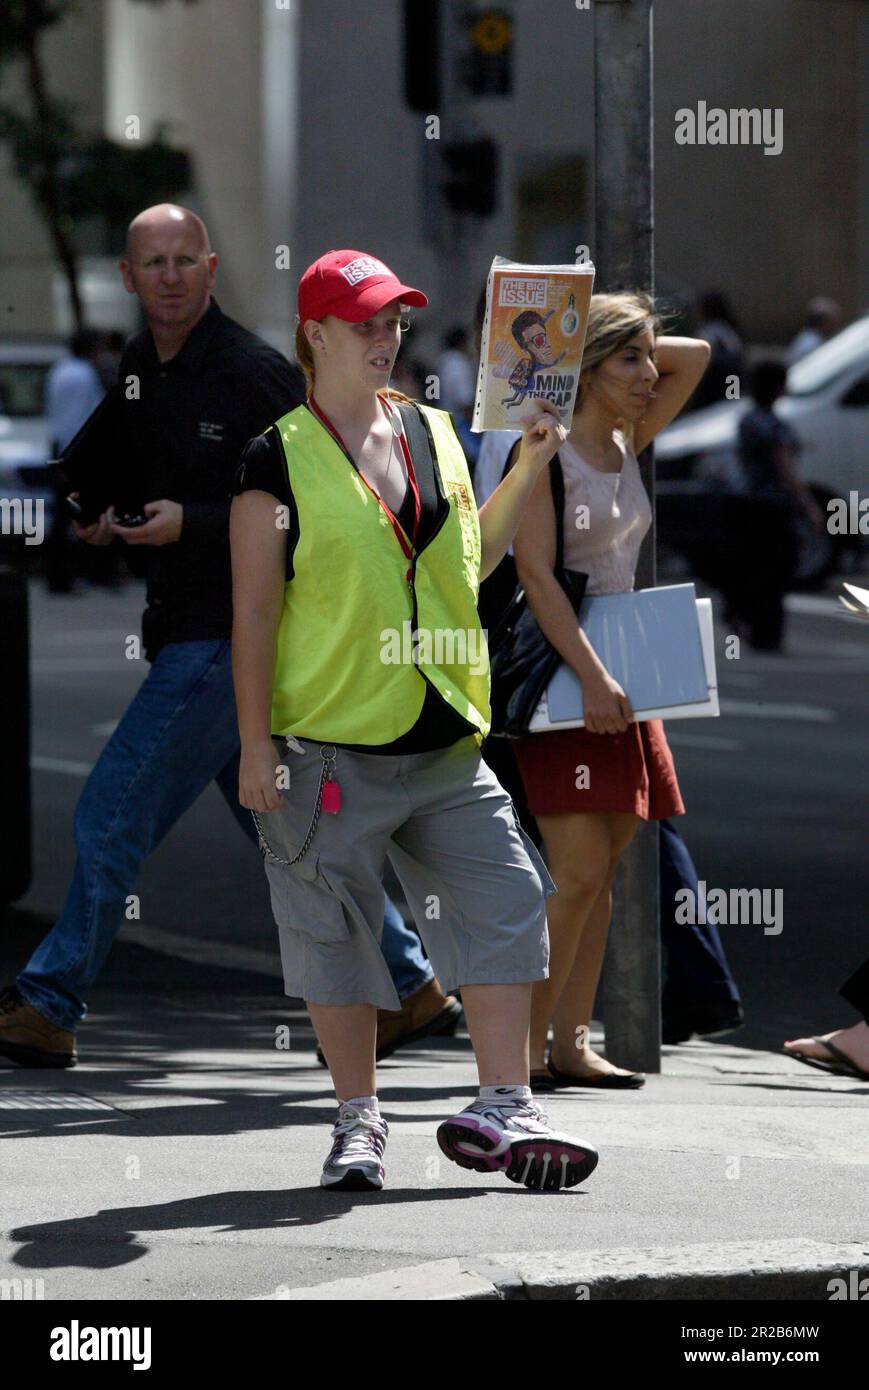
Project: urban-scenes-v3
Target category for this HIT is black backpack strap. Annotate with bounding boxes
[396,399,437,477]
[549,452,566,571]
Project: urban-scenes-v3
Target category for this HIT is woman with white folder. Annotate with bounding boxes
[510,293,711,1089]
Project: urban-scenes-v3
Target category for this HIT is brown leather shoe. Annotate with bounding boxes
[376,979,463,1061]
[315,978,463,1066]
[0,987,77,1068]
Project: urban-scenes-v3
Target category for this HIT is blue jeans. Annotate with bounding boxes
[17,640,431,1030]
[380,894,432,1000]
[659,819,741,1016]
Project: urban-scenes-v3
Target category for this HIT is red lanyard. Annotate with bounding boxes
[308,393,421,583]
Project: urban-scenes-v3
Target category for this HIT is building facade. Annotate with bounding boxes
[0,0,865,358]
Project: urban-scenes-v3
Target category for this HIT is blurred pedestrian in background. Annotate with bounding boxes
[726,359,825,652]
[508,293,710,1091]
[436,325,476,416]
[97,329,127,391]
[45,329,106,452]
[782,600,869,1084]
[691,291,745,410]
[44,329,106,593]
[436,325,479,463]
[659,819,743,1043]
[785,296,844,366]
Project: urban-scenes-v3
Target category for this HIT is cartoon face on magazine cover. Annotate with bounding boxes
[477,267,593,430]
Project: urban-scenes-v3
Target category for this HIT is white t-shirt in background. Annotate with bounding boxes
[473,429,522,558]
[474,429,521,508]
[436,348,476,415]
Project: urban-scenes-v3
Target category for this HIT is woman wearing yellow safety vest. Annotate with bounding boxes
[230,249,598,1193]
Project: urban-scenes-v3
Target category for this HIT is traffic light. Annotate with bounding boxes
[442,138,498,216]
[403,0,440,112]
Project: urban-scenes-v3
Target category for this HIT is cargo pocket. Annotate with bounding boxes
[264,851,351,944]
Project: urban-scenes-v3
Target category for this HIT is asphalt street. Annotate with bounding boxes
[16,574,869,1053]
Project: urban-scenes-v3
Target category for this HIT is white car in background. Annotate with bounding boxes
[0,339,66,541]
[656,315,869,581]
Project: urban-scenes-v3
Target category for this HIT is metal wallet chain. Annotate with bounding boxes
[249,744,337,867]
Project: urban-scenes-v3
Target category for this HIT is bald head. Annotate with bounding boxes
[125,203,211,259]
[120,204,218,348]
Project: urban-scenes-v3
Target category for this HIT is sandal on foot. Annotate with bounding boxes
[786,1037,869,1082]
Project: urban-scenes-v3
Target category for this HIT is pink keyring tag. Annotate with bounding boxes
[322,779,342,815]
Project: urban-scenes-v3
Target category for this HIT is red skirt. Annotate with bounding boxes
[513,719,685,819]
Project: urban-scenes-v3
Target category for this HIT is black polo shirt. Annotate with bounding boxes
[119,297,305,655]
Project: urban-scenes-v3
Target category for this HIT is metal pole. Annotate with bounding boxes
[593,0,661,1073]
[438,0,473,335]
[260,0,300,356]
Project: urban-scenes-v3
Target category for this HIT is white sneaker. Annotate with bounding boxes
[320,1102,388,1191]
[437,1094,598,1191]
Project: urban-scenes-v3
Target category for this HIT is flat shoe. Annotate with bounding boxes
[547,1058,645,1089]
[786,1036,869,1083]
[662,1002,744,1045]
[529,1069,558,1094]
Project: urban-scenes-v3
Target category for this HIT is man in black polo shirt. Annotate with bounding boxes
[0,204,457,1068]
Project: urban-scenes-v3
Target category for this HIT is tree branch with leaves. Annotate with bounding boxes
[0,0,195,332]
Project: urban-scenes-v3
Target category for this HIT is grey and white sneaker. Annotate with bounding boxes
[320,1102,388,1191]
[437,1094,598,1191]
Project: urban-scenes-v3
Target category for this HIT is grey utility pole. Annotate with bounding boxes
[438,0,474,335]
[593,0,661,1073]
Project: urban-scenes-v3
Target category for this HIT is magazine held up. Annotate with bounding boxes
[472,257,595,432]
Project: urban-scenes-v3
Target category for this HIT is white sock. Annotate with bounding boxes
[340,1094,380,1115]
[478,1084,531,1103]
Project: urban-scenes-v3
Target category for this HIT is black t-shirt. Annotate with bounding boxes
[234,407,479,755]
[118,297,306,655]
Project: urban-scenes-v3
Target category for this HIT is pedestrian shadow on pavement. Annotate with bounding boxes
[718,1078,869,1097]
[7,1183,507,1273]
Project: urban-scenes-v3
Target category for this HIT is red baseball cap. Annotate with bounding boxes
[298,249,428,324]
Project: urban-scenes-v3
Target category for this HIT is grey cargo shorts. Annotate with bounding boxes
[254,734,556,1010]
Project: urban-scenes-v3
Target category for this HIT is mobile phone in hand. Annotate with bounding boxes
[66,494,102,526]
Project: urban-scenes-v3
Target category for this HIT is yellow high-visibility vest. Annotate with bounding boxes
[270,401,491,743]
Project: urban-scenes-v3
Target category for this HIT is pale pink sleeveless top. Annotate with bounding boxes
[559,433,652,595]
